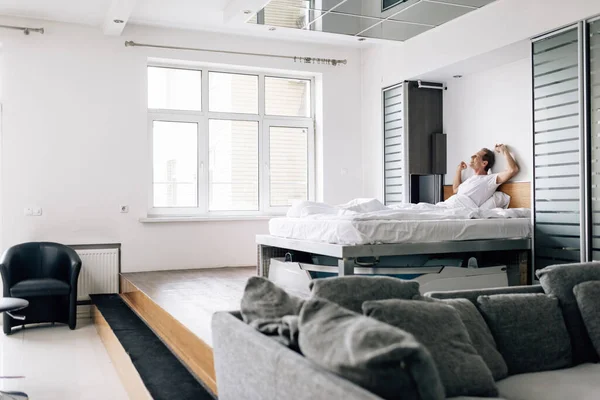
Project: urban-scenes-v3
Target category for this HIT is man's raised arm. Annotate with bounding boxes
[453,161,467,194]
[495,144,519,185]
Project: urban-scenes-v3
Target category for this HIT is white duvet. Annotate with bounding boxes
[272,196,532,245]
[286,196,531,221]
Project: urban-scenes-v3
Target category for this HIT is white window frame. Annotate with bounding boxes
[147,63,315,217]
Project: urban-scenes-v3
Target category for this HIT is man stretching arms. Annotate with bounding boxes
[452,144,519,207]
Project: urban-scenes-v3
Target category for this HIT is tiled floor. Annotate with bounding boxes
[123,267,255,346]
[0,319,128,400]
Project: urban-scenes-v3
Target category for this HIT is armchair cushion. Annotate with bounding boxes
[10,278,71,297]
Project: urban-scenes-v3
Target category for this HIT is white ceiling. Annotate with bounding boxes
[414,40,530,82]
[130,0,232,30]
[0,0,112,26]
[0,0,497,46]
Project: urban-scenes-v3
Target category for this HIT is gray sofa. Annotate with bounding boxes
[213,271,600,400]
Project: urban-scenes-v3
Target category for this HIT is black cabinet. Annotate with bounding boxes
[382,80,445,205]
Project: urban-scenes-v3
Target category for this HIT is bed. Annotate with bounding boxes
[256,182,533,289]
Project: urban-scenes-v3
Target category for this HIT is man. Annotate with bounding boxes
[452,144,519,207]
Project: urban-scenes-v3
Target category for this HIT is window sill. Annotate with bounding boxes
[139,215,278,223]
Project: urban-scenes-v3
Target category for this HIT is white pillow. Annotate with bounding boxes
[480,192,511,210]
[287,201,336,217]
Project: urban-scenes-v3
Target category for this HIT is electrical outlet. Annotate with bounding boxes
[33,207,42,216]
[24,207,33,216]
[120,205,129,213]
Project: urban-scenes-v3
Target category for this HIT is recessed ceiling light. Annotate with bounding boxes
[269,27,277,31]
[113,19,124,24]
[243,10,252,15]
[358,38,367,42]
[453,75,463,79]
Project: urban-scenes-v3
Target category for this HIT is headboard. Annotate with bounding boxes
[443,182,531,209]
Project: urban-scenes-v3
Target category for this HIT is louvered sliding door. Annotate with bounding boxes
[533,27,583,270]
[383,83,406,205]
[589,19,600,261]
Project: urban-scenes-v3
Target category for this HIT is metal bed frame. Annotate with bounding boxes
[256,235,532,284]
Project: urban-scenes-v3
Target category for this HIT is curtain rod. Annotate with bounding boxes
[124,40,347,66]
[0,24,44,35]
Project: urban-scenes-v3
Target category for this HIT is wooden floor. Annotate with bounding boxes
[122,267,254,347]
[119,267,255,395]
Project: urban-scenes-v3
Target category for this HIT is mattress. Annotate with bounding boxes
[269,217,532,245]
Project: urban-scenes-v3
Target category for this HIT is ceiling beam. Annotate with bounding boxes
[103,0,138,36]
[223,0,271,25]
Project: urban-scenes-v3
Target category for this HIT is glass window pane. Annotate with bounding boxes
[152,121,198,207]
[269,126,308,206]
[532,27,581,270]
[209,72,258,114]
[148,67,202,111]
[265,77,311,117]
[209,120,259,211]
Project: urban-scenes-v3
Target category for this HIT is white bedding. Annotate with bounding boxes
[270,197,532,245]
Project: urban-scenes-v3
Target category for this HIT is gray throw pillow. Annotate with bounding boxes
[240,277,304,348]
[299,298,445,400]
[309,276,420,313]
[477,294,572,375]
[536,262,600,364]
[415,295,508,381]
[573,281,600,357]
[363,299,498,398]
[442,298,508,381]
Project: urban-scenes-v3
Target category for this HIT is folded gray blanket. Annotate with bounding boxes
[240,277,304,350]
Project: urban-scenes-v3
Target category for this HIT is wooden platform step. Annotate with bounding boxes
[119,275,218,395]
[92,305,153,400]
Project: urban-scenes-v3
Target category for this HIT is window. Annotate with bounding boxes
[269,126,309,206]
[265,77,311,117]
[209,72,258,114]
[152,121,198,208]
[209,119,259,211]
[148,65,314,216]
[148,67,202,111]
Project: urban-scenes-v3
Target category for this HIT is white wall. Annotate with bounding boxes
[362,0,600,199]
[443,58,532,184]
[0,16,363,272]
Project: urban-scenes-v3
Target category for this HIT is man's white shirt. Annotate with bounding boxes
[457,173,500,207]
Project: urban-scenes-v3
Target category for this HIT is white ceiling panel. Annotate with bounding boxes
[130,0,228,29]
[0,0,111,26]
[0,0,498,45]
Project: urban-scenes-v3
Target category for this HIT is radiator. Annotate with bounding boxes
[75,248,120,302]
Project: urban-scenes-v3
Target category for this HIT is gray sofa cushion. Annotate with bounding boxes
[496,362,600,400]
[477,294,572,375]
[573,281,600,357]
[417,296,508,381]
[309,276,420,313]
[298,297,445,400]
[363,299,498,398]
[425,285,544,304]
[240,277,304,348]
[536,262,600,364]
[442,298,508,381]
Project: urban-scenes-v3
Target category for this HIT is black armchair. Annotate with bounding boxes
[0,242,82,334]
